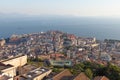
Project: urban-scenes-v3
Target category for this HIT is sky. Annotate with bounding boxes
[0,0,120,17]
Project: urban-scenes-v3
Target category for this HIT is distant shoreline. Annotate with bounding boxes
[0,17,120,40]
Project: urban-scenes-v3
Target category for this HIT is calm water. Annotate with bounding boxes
[0,16,120,40]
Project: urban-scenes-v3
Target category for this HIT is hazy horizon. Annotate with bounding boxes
[1,0,120,17]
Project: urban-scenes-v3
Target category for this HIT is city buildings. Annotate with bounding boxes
[0,30,118,80]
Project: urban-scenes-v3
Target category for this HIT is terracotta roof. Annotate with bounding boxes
[94,76,109,80]
[53,69,73,80]
[73,72,90,80]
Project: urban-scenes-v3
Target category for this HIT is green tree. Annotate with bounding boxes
[106,63,120,80]
[85,68,93,79]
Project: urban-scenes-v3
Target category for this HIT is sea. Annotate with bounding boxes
[0,16,120,40]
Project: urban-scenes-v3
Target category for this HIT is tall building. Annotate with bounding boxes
[0,39,6,46]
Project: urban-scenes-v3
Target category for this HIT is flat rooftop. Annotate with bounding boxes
[19,65,37,74]
[0,54,27,63]
[24,67,51,79]
[0,62,13,70]
[0,75,12,80]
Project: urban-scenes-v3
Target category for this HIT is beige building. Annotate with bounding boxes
[0,63,16,77]
[0,39,6,46]
[0,75,13,80]
[1,55,27,68]
[0,55,27,80]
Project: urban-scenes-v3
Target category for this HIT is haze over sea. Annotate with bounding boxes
[0,15,120,40]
